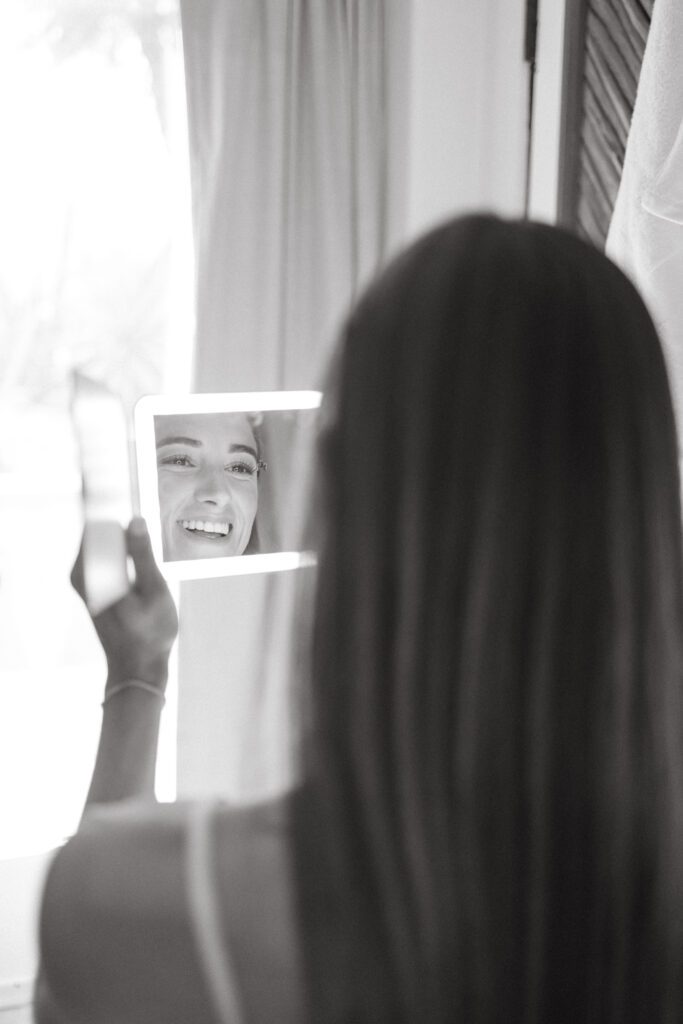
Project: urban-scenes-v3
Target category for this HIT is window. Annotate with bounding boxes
[0,0,192,857]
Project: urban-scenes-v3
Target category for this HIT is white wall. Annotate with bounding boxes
[406,0,569,235]
[528,0,567,222]
[406,0,528,238]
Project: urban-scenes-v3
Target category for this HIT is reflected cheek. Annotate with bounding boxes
[158,476,191,529]
[229,489,257,552]
[239,489,258,530]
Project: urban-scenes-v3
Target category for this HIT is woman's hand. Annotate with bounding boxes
[71,518,179,691]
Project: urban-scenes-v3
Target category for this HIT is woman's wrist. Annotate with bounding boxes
[105,655,169,693]
[102,679,167,708]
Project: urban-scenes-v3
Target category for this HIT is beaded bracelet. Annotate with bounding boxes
[102,680,166,708]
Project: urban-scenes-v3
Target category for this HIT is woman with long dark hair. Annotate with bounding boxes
[37,216,683,1024]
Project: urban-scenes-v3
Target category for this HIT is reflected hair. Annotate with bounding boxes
[243,413,265,555]
[292,216,683,1023]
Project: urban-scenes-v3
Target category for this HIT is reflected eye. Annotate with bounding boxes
[159,453,196,469]
[225,459,258,478]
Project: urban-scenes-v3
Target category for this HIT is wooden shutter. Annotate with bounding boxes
[557,0,654,247]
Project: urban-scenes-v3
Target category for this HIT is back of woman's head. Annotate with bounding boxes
[294,215,683,1024]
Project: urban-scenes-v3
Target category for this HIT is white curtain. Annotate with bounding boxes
[180,0,409,391]
[176,0,409,798]
[606,0,683,450]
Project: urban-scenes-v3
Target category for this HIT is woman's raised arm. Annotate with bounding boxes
[73,516,179,811]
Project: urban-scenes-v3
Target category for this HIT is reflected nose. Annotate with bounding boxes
[193,466,234,507]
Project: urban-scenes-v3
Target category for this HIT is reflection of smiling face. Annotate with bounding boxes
[155,413,259,561]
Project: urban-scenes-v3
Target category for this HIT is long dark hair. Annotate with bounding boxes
[291,215,683,1023]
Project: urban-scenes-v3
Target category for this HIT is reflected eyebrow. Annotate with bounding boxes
[155,438,258,459]
[156,435,202,449]
[229,444,258,459]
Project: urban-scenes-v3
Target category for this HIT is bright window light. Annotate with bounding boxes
[0,0,193,858]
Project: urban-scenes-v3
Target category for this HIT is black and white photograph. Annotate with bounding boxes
[5,1,683,1022]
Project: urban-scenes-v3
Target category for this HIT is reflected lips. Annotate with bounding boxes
[178,519,233,539]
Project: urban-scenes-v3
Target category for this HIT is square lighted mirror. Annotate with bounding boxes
[135,391,322,580]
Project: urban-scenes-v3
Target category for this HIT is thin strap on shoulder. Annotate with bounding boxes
[184,800,246,1024]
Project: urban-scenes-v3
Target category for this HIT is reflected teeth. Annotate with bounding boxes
[180,519,231,536]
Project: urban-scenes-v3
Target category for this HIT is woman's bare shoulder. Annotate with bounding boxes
[38,796,300,1024]
[43,796,291,904]
[38,801,209,1023]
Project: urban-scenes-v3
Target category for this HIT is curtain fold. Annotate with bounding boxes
[176,0,409,799]
[180,0,408,392]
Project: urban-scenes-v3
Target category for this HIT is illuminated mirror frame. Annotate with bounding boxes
[135,391,322,580]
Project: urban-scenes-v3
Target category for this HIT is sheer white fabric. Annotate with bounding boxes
[180,0,408,394]
[606,0,683,451]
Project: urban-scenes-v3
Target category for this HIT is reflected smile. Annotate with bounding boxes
[178,519,233,538]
